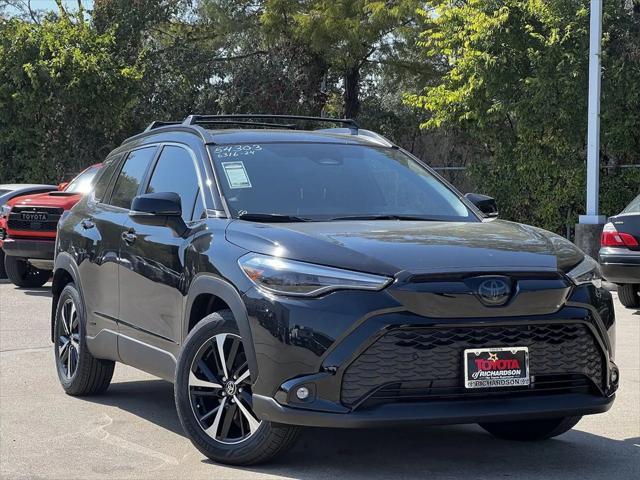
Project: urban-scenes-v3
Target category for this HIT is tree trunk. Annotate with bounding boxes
[343,67,361,119]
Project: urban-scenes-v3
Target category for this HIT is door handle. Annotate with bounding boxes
[122,230,137,244]
[81,218,95,229]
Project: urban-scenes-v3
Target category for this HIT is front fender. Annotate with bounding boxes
[184,274,259,383]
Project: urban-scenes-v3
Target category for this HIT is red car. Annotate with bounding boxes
[2,164,101,287]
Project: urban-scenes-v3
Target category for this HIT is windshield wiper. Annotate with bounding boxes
[238,213,311,223]
[327,214,440,221]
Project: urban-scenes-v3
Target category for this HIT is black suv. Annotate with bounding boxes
[52,115,617,465]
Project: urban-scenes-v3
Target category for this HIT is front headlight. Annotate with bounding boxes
[0,205,11,218]
[238,253,392,297]
[567,255,603,288]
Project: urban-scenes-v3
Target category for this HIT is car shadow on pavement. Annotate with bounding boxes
[91,379,640,479]
[89,379,184,436]
[21,287,52,298]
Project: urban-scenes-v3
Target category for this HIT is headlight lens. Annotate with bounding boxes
[567,255,603,288]
[0,205,10,218]
[238,253,392,297]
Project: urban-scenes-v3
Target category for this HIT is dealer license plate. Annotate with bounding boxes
[464,346,530,389]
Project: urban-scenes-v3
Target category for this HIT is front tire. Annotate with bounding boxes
[0,249,6,278]
[479,416,582,441]
[54,283,115,395]
[4,255,50,288]
[618,284,639,308]
[175,310,300,465]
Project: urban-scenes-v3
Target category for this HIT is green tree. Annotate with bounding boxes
[0,10,144,183]
[261,0,421,118]
[407,0,640,234]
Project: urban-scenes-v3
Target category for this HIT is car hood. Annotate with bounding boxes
[7,191,82,210]
[225,219,584,277]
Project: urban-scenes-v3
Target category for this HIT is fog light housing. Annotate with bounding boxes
[296,386,310,400]
[611,366,619,384]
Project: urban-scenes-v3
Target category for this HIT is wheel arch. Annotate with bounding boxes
[51,253,83,343]
[184,274,259,382]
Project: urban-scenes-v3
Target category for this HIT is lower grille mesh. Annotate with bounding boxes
[341,324,604,406]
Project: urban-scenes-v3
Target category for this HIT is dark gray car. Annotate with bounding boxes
[599,194,640,307]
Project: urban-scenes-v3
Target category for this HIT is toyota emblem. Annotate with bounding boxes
[477,278,511,306]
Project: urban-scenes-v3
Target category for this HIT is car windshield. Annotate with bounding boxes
[65,165,100,194]
[210,143,476,222]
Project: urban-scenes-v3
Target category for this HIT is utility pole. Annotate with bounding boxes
[575,0,606,258]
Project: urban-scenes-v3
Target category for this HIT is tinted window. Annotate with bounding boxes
[92,155,122,203]
[146,146,201,221]
[210,143,473,221]
[623,195,640,214]
[110,147,156,209]
[65,165,101,194]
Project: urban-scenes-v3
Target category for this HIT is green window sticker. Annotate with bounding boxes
[222,161,252,189]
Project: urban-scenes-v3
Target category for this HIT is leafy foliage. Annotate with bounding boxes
[0,12,144,182]
[406,0,640,233]
[0,0,637,234]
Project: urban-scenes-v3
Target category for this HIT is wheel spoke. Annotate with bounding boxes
[60,305,70,336]
[200,403,221,423]
[70,347,77,375]
[215,334,229,379]
[205,396,227,439]
[69,302,77,333]
[235,396,260,434]
[234,369,250,385]
[226,337,240,374]
[67,345,73,376]
[189,371,222,390]
[219,403,238,439]
[59,340,70,361]
[196,359,219,383]
[70,333,80,351]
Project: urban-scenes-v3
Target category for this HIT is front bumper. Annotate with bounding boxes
[599,247,640,284]
[2,237,55,261]
[243,275,617,428]
[253,392,614,428]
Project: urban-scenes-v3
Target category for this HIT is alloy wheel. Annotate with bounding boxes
[57,298,80,379]
[189,333,262,444]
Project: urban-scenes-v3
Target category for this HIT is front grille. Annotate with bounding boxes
[7,206,63,232]
[341,324,604,406]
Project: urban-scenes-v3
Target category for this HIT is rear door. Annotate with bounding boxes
[76,154,124,340]
[118,144,206,356]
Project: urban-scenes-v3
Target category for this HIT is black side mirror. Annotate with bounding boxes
[131,192,181,216]
[130,192,188,235]
[465,193,499,218]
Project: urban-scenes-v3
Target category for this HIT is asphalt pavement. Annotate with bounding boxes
[1,279,638,479]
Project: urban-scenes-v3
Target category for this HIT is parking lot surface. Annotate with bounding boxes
[1,280,638,480]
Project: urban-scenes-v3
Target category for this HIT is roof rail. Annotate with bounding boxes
[144,120,181,132]
[315,127,395,147]
[182,114,359,132]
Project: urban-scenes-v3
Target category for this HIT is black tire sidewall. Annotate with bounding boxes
[175,311,285,465]
[0,249,6,278]
[618,284,639,308]
[4,255,49,288]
